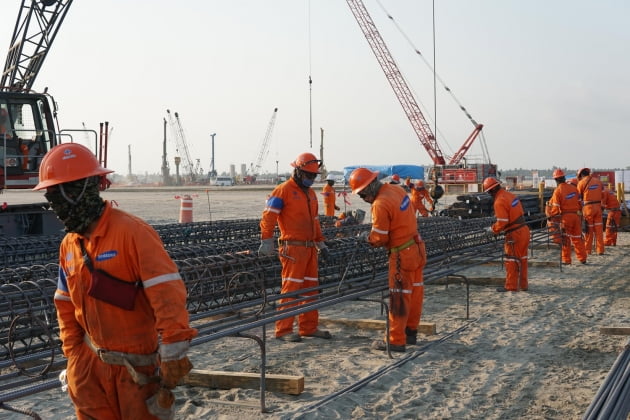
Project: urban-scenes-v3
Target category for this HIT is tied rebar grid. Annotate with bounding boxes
[0,215,551,405]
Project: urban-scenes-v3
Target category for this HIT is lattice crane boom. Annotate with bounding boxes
[1,0,74,92]
[251,107,278,175]
[346,0,446,165]
[166,109,196,181]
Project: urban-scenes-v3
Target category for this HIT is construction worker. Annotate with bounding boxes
[544,200,562,245]
[389,174,401,184]
[350,167,426,352]
[483,177,530,292]
[577,168,605,255]
[33,143,197,420]
[601,188,621,246]
[322,173,341,217]
[258,152,332,342]
[548,169,587,265]
[408,179,434,217]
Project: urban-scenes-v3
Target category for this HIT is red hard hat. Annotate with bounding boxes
[33,143,113,190]
[552,169,565,178]
[391,174,400,182]
[349,168,378,194]
[482,177,500,193]
[291,152,321,174]
[577,167,590,178]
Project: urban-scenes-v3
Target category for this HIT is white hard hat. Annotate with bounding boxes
[326,173,335,181]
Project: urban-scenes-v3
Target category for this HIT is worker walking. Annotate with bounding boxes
[576,168,605,255]
[407,179,434,217]
[258,152,332,342]
[322,173,341,217]
[484,177,530,292]
[350,168,426,352]
[33,143,197,420]
[548,169,587,265]
[601,188,621,246]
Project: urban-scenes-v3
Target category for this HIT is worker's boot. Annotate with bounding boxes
[405,327,417,345]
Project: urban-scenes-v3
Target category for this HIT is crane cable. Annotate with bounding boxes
[375,0,491,163]
[308,0,313,148]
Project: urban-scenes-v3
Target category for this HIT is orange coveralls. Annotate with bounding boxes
[410,186,433,217]
[545,201,561,244]
[322,183,337,217]
[602,189,621,246]
[490,189,530,291]
[260,177,325,337]
[367,184,426,347]
[577,175,605,254]
[55,203,197,420]
[549,182,587,264]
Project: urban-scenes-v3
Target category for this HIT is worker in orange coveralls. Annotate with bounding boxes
[33,143,197,420]
[548,169,587,265]
[322,173,341,217]
[350,168,426,352]
[483,177,530,292]
[577,168,605,255]
[258,152,332,343]
[601,188,621,246]
[544,200,561,245]
[407,179,433,217]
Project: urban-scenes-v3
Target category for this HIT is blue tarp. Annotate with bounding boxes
[342,165,424,182]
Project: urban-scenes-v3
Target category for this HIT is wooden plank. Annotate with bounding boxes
[182,369,304,395]
[319,318,436,335]
[456,259,560,268]
[599,327,630,336]
[431,276,504,286]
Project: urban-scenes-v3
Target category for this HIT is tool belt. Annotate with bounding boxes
[389,238,416,253]
[84,334,158,366]
[584,201,601,206]
[84,335,159,385]
[278,239,317,247]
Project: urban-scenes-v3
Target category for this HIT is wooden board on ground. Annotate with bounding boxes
[319,318,436,335]
[599,326,630,336]
[431,276,504,286]
[457,259,560,268]
[182,369,304,395]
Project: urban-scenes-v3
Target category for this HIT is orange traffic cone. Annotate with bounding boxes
[175,195,193,223]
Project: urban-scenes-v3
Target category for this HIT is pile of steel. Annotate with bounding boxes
[0,215,549,407]
[440,191,551,219]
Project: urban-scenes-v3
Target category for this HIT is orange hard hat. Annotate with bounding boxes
[577,167,590,178]
[349,167,378,194]
[33,143,113,190]
[415,180,425,188]
[552,169,565,178]
[482,177,500,193]
[290,152,321,174]
[391,174,400,182]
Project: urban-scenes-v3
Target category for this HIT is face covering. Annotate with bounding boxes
[44,177,105,234]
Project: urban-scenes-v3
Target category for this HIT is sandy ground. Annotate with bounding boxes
[2,187,629,419]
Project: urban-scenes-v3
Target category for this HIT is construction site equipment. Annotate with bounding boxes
[345,0,495,188]
[246,107,278,184]
[166,109,196,183]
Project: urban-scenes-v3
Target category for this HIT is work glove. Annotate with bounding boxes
[358,231,370,242]
[316,242,330,262]
[159,341,193,389]
[485,226,495,236]
[258,238,275,256]
[146,388,175,420]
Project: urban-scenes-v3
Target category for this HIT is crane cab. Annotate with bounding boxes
[0,91,57,190]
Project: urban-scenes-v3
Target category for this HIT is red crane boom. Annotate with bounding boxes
[346,0,446,166]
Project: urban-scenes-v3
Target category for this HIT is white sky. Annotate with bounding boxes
[2,0,628,176]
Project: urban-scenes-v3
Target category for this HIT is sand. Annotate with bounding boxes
[2,187,629,419]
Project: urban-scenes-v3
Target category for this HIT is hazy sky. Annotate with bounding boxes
[2,0,628,177]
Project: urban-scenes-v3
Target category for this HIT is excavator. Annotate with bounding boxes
[0,0,104,235]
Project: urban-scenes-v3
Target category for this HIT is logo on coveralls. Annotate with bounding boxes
[400,195,411,211]
[510,198,520,207]
[96,250,118,262]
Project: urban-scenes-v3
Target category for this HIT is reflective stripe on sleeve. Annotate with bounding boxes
[373,227,388,235]
[143,272,182,289]
[54,291,71,301]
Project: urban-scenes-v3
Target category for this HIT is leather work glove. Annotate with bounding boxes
[316,242,330,262]
[358,231,370,242]
[146,388,175,420]
[258,238,275,256]
[485,226,495,236]
[159,341,193,389]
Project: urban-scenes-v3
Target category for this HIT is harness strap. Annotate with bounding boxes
[389,238,416,253]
